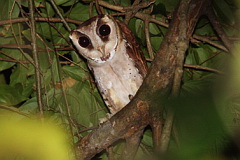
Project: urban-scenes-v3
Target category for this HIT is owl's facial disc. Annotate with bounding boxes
[70,15,118,64]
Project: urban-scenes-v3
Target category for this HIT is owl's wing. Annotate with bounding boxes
[116,19,148,77]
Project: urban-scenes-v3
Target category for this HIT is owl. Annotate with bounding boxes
[69,15,148,116]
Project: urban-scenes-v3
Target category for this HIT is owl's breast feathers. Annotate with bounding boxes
[71,15,148,115]
[88,25,148,114]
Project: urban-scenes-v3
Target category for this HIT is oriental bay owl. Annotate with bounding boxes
[69,15,147,116]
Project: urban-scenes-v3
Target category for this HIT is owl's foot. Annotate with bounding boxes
[99,113,113,124]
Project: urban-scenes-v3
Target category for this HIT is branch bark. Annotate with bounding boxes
[29,0,44,117]
[0,17,82,26]
[206,6,233,53]
[75,0,212,159]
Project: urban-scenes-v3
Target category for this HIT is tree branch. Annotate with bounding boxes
[184,64,224,74]
[0,17,82,26]
[75,0,212,159]
[120,130,143,160]
[206,6,233,53]
[49,0,72,32]
[29,0,44,117]
[159,0,211,151]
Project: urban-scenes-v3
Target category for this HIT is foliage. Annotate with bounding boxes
[0,0,239,159]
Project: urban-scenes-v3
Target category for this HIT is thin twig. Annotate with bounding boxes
[145,20,154,60]
[0,105,32,118]
[0,44,72,51]
[199,52,220,65]
[29,0,44,117]
[192,35,228,52]
[98,0,230,55]
[206,6,233,54]
[0,57,29,64]
[95,0,105,15]
[0,17,82,26]
[49,0,72,32]
[9,1,37,69]
[184,64,224,74]
[124,0,141,24]
[0,50,29,68]
[199,35,240,41]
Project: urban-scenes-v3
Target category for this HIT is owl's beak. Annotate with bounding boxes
[97,46,105,55]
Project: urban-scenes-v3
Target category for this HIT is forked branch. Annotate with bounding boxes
[76,0,212,159]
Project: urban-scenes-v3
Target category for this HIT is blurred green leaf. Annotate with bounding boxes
[19,97,38,114]
[0,84,27,106]
[172,95,225,159]
[142,129,153,147]
[213,0,235,25]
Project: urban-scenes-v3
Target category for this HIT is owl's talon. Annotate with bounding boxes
[99,113,114,124]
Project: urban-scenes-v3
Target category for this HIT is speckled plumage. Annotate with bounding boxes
[70,15,147,115]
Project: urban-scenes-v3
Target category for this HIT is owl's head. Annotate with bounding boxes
[70,15,121,64]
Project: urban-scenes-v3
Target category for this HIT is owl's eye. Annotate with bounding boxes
[79,36,91,48]
[99,24,111,37]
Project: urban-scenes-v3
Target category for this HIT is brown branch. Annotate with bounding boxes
[98,0,229,55]
[49,0,72,31]
[121,131,143,160]
[76,0,211,159]
[145,20,154,60]
[0,105,32,118]
[0,17,82,26]
[159,0,212,151]
[206,6,233,53]
[76,100,150,159]
[124,0,154,24]
[192,35,228,52]
[0,44,73,51]
[98,0,168,28]
[0,57,29,64]
[29,0,44,116]
[184,64,224,74]
[199,36,240,41]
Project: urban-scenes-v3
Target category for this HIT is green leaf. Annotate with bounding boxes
[54,0,72,5]
[154,0,178,12]
[61,0,77,6]
[142,129,153,147]
[68,3,90,21]
[10,63,34,86]
[213,0,235,25]
[0,84,27,106]
[150,36,163,52]
[0,0,20,20]
[19,97,38,115]
[173,95,224,159]
[62,65,86,81]
[152,3,168,16]
[149,23,161,35]
[0,49,22,72]
[195,19,215,36]
[40,2,56,17]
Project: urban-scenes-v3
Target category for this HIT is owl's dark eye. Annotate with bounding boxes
[79,36,91,48]
[99,24,111,37]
